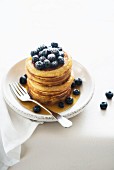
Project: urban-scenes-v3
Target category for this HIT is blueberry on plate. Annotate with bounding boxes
[73,89,80,95]
[32,55,39,64]
[30,50,37,57]
[51,60,58,68]
[105,91,113,99]
[100,102,108,110]
[51,42,58,48]
[58,56,64,64]
[24,74,27,79]
[19,76,27,85]
[35,61,44,70]
[65,97,74,105]
[47,54,56,62]
[71,80,76,88]
[58,101,64,108]
[33,105,41,113]
[44,59,51,68]
[75,78,82,86]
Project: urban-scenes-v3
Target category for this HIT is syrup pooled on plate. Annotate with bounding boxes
[20,84,80,115]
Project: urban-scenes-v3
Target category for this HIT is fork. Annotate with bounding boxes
[9,82,72,128]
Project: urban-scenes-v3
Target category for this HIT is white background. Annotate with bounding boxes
[0,0,114,169]
[0,0,114,70]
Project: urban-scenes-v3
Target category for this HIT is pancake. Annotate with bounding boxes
[25,48,74,104]
[25,52,72,78]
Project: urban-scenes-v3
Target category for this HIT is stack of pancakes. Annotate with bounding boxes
[25,52,74,104]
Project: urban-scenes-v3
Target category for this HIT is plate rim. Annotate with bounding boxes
[2,58,95,122]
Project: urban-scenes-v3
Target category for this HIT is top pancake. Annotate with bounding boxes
[25,52,72,78]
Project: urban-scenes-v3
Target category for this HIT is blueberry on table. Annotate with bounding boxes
[105,91,113,99]
[44,59,51,68]
[58,101,64,108]
[100,102,108,110]
[75,78,82,86]
[73,89,80,95]
[51,42,58,48]
[35,61,44,70]
[58,56,64,64]
[65,97,74,105]
[33,105,41,113]
[32,55,39,64]
[19,76,27,85]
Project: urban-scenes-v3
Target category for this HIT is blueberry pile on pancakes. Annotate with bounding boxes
[25,42,74,105]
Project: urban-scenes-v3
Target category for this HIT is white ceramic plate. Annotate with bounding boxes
[2,59,94,122]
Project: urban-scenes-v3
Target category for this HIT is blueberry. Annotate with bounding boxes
[105,91,113,99]
[35,61,44,70]
[51,48,59,57]
[19,76,27,85]
[58,47,62,51]
[38,51,43,57]
[65,97,74,105]
[30,51,37,57]
[33,105,41,113]
[36,48,40,54]
[75,78,82,86]
[71,80,76,88]
[58,56,64,64]
[47,48,52,55]
[39,56,46,62]
[51,42,58,48]
[38,44,47,51]
[73,89,80,95]
[59,51,64,57]
[44,59,51,68]
[42,49,48,57]
[51,60,58,68]
[47,54,56,62]
[24,74,27,79]
[32,55,39,64]
[100,102,108,110]
[58,101,64,108]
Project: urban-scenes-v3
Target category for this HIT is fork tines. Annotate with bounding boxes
[9,82,27,97]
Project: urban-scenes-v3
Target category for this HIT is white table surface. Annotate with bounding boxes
[0,0,114,169]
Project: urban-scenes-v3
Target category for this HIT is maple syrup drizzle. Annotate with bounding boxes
[19,85,80,115]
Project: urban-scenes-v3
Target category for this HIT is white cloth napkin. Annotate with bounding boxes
[0,85,42,170]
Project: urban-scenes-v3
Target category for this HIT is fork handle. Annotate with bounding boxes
[28,99,72,128]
